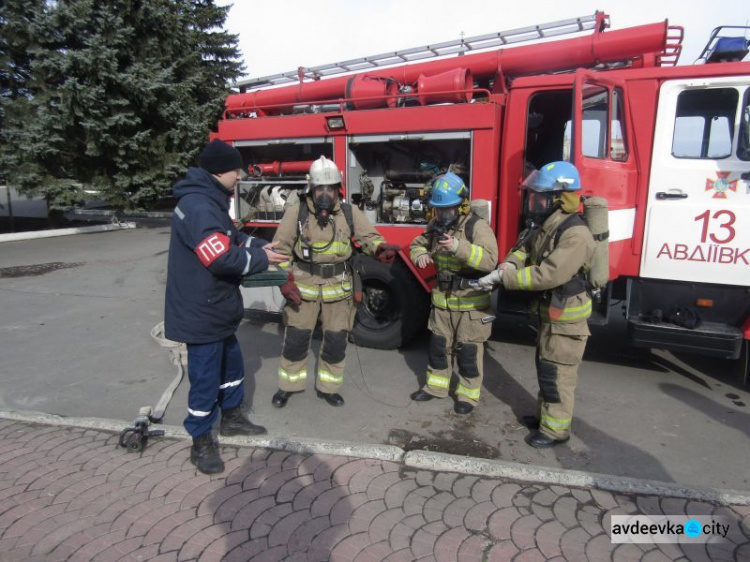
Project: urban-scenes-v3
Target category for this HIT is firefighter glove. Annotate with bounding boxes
[280,272,302,306]
[477,268,504,291]
[375,243,401,264]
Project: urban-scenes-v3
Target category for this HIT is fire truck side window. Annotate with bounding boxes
[611,88,628,161]
[672,88,738,159]
[525,90,573,169]
[581,85,609,159]
[526,87,625,165]
[738,89,750,161]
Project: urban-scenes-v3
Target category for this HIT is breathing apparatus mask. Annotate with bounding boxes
[312,184,337,225]
[524,189,558,222]
[433,206,460,238]
[524,188,581,222]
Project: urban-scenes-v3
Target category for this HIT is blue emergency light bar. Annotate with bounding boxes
[707,36,749,63]
[697,25,750,64]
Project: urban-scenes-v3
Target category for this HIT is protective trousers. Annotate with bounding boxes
[424,307,492,406]
[184,334,244,438]
[535,321,588,440]
[278,296,355,394]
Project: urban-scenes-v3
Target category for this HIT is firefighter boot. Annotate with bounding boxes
[410,389,435,402]
[525,431,570,448]
[316,390,344,407]
[190,433,224,474]
[220,407,267,436]
[272,390,294,408]
[454,401,474,415]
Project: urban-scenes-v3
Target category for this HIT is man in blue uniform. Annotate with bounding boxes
[165,139,286,474]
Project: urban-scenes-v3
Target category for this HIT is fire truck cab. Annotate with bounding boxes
[216,13,750,384]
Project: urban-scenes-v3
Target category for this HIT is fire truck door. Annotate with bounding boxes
[571,71,637,274]
[641,78,750,286]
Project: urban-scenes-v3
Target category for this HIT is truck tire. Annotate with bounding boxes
[352,257,429,350]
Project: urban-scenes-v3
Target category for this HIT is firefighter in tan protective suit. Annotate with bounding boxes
[409,172,498,415]
[272,156,400,408]
[479,161,595,448]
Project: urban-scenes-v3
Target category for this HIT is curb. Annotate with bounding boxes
[0,410,403,463]
[0,222,136,243]
[403,451,750,506]
[2,409,748,506]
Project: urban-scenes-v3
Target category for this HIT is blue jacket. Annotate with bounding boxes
[164,167,269,344]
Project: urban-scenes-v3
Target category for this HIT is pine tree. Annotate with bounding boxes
[0,0,43,185]
[0,0,243,209]
[0,0,39,121]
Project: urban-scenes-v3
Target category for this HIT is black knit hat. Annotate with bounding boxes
[199,139,243,174]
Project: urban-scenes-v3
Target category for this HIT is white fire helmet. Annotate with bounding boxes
[308,156,342,187]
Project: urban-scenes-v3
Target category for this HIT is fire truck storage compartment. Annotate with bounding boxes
[346,132,472,225]
[625,278,749,359]
[233,137,333,222]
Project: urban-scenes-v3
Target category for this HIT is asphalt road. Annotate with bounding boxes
[1,224,748,491]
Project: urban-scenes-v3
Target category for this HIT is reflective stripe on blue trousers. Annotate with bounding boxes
[184,334,244,438]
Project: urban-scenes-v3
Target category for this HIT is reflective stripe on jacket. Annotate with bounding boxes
[502,209,595,324]
[273,197,384,302]
[410,212,498,312]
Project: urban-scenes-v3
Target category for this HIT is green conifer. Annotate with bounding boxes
[0,0,243,209]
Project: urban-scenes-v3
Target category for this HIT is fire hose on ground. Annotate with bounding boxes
[118,322,186,452]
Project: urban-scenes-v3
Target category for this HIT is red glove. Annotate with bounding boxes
[375,243,401,264]
[280,272,302,306]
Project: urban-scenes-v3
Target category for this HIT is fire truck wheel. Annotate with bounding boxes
[352,257,429,350]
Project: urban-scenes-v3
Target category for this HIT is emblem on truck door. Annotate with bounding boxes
[705,172,738,199]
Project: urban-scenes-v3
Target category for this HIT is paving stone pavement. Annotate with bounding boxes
[0,420,748,562]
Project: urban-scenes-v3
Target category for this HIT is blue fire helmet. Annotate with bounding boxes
[523,161,581,193]
[429,172,467,207]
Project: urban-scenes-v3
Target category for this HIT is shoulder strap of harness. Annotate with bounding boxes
[341,202,355,239]
[551,213,589,297]
[463,212,480,244]
[297,200,308,233]
[536,212,584,266]
[553,213,585,248]
[296,201,310,256]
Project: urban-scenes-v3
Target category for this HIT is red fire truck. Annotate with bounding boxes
[214,13,750,383]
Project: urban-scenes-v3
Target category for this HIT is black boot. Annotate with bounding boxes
[272,390,292,408]
[454,401,474,415]
[220,407,267,436]
[190,433,224,474]
[410,389,435,402]
[316,390,344,407]
[525,431,569,449]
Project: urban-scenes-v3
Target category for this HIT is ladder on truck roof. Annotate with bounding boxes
[235,13,602,91]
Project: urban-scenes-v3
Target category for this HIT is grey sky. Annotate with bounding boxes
[220,0,749,80]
